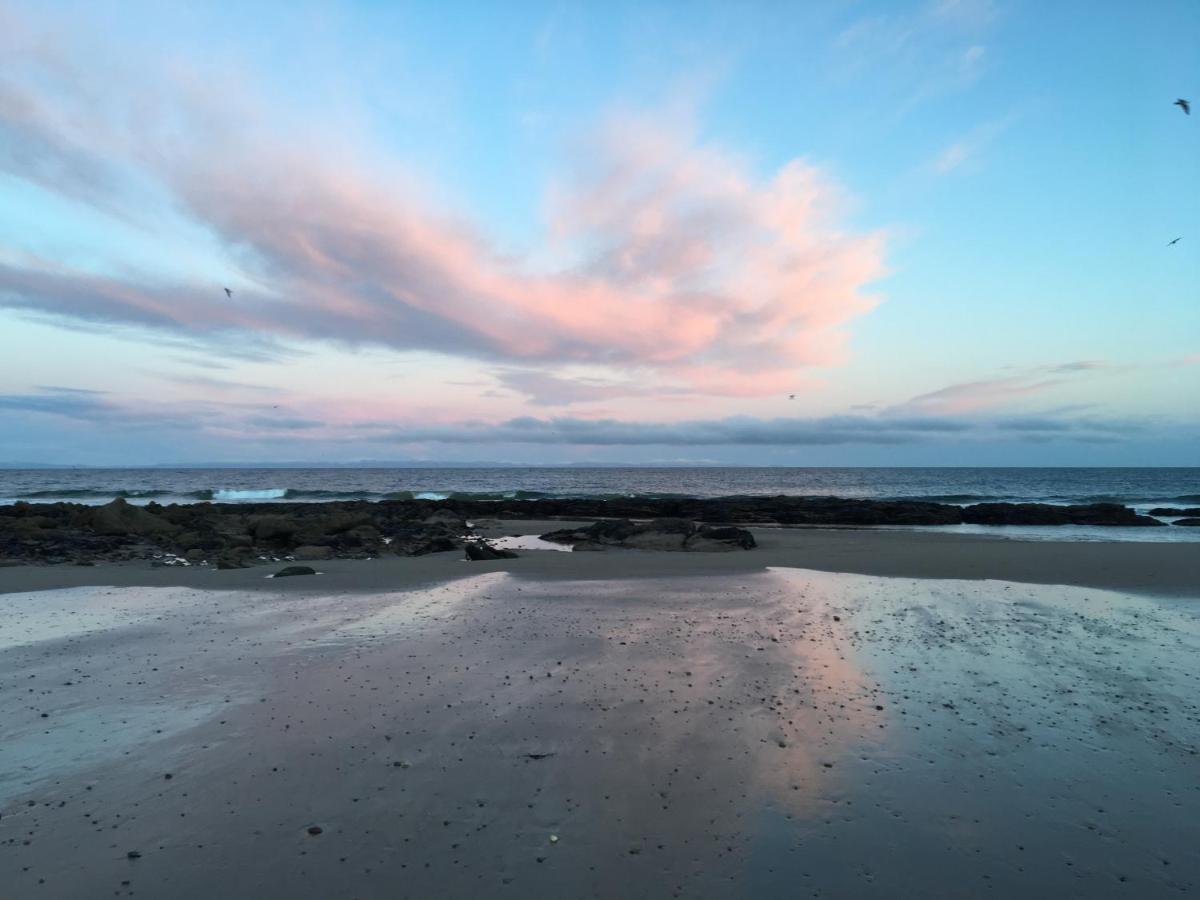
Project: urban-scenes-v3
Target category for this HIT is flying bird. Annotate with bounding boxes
[1175,98,1190,115]
[224,287,232,298]
[1168,237,1182,246]
[788,394,796,400]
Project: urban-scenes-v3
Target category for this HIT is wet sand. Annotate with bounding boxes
[1,534,1198,898]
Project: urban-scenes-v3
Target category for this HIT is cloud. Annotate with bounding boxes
[930,114,1015,174]
[890,361,1121,416]
[895,375,1064,415]
[833,0,995,112]
[365,410,1155,447]
[0,17,886,398]
[0,385,111,419]
[241,416,324,430]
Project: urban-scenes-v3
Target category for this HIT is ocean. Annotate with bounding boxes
[3,466,1199,542]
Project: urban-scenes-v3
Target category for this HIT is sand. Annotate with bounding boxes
[1,528,1198,898]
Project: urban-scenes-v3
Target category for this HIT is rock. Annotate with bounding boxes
[1173,517,1200,526]
[249,516,298,543]
[91,498,177,537]
[0,494,1173,567]
[339,524,383,548]
[1150,507,1200,517]
[293,545,333,560]
[684,525,756,551]
[622,518,693,550]
[541,519,755,552]
[422,509,467,528]
[184,548,205,562]
[389,523,462,556]
[273,565,317,577]
[541,519,639,546]
[962,502,1165,526]
[464,541,518,561]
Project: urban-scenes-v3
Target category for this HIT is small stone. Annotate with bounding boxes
[307,825,323,836]
[126,850,142,859]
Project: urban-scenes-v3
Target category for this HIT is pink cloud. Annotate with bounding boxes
[889,360,1120,416]
[0,17,886,400]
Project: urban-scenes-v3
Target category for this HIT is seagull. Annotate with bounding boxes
[1168,237,1182,246]
[224,287,233,298]
[1175,98,1190,115]
[788,394,796,400]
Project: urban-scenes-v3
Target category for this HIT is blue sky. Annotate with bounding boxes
[0,0,1196,465]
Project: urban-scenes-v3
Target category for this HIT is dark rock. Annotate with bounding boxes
[464,541,518,561]
[1150,507,1200,517]
[0,494,1171,566]
[389,522,463,556]
[91,498,177,537]
[274,565,317,577]
[685,525,756,551]
[249,515,298,543]
[293,545,333,560]
[542,519,754,552]
[962,502,1165,526]
[1173,518,1200,526]
[422,509,467,528]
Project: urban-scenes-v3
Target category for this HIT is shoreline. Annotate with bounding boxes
[3,523,1197,598]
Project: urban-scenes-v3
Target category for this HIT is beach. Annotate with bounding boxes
[2,526,1197,898]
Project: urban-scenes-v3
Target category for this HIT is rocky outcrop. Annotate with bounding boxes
[961,502,1164,527]
[1149,507,1200,517]
[540,519,756,552]
[1172,517,1200,526]
[0,494,1173,566]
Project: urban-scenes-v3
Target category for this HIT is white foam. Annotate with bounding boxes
[213,488,288,501]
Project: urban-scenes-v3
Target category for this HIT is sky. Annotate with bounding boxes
[0,0,1197,466]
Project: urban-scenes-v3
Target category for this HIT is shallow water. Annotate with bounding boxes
[0,570,1196,897]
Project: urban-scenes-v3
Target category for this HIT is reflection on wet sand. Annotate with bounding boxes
[0,569,1196,898]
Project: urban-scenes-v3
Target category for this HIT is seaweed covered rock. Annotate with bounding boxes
[540,519,755,552]
[962,502,1165,527]
[463,541,518,561]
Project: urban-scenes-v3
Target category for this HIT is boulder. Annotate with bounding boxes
[91,498,177,537]
[422,509,467,528]
[1149,507,1200,517]
[273,565,317,577]
[249,516,299,543]
[684,525,756,551]
[464,541,518,561]
[390,523,462,556]
[1172,518,1200,526]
